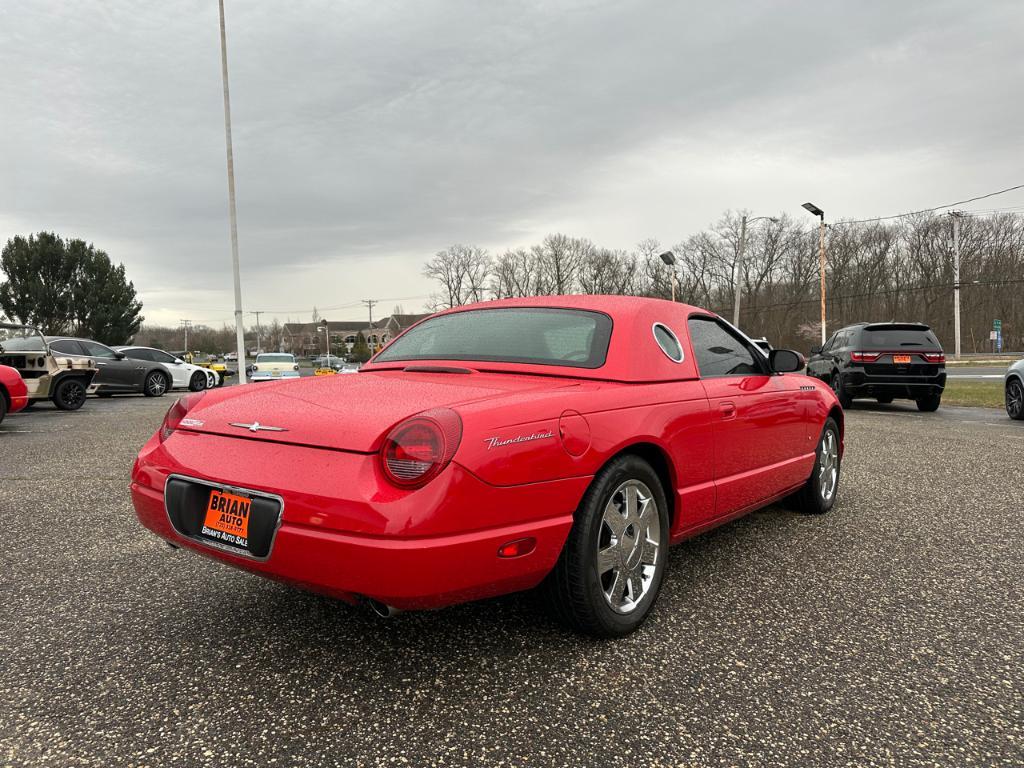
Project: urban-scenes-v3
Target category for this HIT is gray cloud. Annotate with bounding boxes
[2,0,1021,325]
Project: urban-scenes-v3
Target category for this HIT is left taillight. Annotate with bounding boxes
[159,392,205,442]
[851,351,881,363]
[380,408,462,489]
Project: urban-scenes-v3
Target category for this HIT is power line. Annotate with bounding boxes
[833,183,1024,226]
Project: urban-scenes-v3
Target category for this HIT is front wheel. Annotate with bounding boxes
[0,394,7,424]
[831,371,852,408]
[143,371,169,397]
[52,378,87,411]
[1005,379,1023,420]
[795,417,842,515]
[188,371,208,392]
[542,455,669,637]
[916,393,941,412]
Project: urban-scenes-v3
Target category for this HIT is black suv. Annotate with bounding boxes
[806,322,946,411]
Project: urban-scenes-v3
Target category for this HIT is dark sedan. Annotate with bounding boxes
[46,337,171,397]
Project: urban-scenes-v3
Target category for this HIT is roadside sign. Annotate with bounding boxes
[994,319,1002,330]
[990,330,998,341]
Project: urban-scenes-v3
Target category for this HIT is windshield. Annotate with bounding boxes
[0,325,47,352]
[257,354,294,363]
[375,308,613,369]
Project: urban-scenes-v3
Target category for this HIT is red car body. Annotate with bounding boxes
[131,296,842,612]
[0,364,29,421]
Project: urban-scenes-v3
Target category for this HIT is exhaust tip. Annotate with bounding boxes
[366,598,400,618]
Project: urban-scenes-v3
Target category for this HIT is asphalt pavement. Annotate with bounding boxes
[1,394,1022,767]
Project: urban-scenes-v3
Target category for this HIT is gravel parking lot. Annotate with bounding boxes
[1,396,1022,767]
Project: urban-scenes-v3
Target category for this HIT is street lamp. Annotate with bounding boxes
[659,251,679,302]
[732,215,780,328]
[802,202,827,345]
[317,324,329,361]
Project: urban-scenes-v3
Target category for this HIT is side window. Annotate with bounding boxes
[153,350,177,364]
[687,317,763,377]
[80,340,117,359]
[50,339,85,356]
[822,333,838,351]
[131,349,157,362]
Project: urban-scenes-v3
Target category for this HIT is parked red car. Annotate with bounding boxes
[0,364,29,424]
[131,296,843,636]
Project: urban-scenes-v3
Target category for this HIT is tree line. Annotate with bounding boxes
[423,212,1024,352]
[0,232,144,345]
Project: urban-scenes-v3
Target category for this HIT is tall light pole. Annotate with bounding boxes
[218,0,247,384]
[658,252,678,301]
[949,211,963,360]
[733,215,779,328]
[802,202,827,345]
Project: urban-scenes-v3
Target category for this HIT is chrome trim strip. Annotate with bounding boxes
[162,473,285,563]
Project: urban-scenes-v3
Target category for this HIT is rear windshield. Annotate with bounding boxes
[375,308,613,369]
[860,327,940,349]
[257,354,294,363]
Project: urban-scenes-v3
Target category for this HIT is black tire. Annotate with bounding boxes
[795,417,842,515]
[143,370,169,397]
[830,371,852,408]
[0,393,7,424]
[1006,378,1024,421]
[52,378,87,411]
[916,392,941,412]
[188,371,208,392]
[542,454,670,638]
[876,396,893,404]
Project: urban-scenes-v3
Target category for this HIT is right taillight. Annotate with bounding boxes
[159,392,205,442]
[851,351,881,363]
[381,408,462,489]
[923,352,945,363]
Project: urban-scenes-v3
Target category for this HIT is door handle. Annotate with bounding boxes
[95,360,107,366]
[719,401,736,419]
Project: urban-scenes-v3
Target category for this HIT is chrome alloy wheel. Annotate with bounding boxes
[819,428,840,502]
[596,479,662,615]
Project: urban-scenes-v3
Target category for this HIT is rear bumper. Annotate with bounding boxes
[845,370,945,398]
[9,394,28,413]
[130,432,585,610]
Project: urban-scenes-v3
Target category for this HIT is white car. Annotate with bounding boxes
[250,352,300,382]
[116,346,218,391]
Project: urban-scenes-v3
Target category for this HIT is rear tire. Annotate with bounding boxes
[0,394,7,424]
[188,371,208,392]
[831,372,852,408]
[1005,379,1023,420]
[542,454,669,637]
[143,371,169,397]
[916,393,941,412]
[795,417,841,514]
[53,378,87,411]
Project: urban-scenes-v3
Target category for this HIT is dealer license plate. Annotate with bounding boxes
[893,354,912,364]
[201,489,252,551]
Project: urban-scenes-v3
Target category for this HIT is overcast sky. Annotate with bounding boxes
[2,0,1022,327]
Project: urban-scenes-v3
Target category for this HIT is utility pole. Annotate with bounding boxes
[218,0,247,384]
[179,320,192,356]
[949,211,963,360]
[802,202,827,345]
[362,299,378,352]
[732,215,779,328]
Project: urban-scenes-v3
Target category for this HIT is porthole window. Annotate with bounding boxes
[653,323,684,363]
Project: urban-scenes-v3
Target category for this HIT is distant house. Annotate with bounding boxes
[283,313,429,357]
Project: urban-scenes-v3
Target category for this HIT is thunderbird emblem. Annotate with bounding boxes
[229,421,288,433]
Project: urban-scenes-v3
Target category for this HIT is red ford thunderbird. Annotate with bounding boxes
[131,296,843,636]
[0,364,29,424]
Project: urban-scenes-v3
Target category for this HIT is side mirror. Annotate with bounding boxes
[770,349,805,373]
[114,351,126,360]
[173,359,184,365]
[809,345,823,356]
